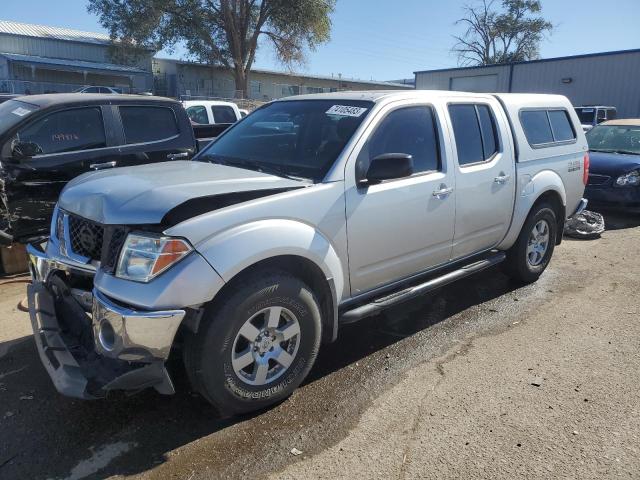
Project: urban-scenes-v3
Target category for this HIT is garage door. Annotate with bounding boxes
[450,75,498,93]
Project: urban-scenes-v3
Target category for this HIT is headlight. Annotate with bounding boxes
[615,170,640,187]
[116,233,192,283]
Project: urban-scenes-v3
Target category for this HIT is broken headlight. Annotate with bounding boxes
[116,233,192,283]
[615,170,640,187]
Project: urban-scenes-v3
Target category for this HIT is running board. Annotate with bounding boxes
[339,252,506,324]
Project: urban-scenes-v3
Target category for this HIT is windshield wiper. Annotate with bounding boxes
[590,149,639,155]
[224,159,309,181]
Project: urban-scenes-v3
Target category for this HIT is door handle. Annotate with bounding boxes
[89,161,117,170]
[494,173,511,184]
[432,185,454,198]
[167,152,190,160]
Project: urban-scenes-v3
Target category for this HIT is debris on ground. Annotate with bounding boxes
[290,448,303,456]
[564,210,605,239]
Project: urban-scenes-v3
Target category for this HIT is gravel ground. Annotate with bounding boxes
[0,211,638,480]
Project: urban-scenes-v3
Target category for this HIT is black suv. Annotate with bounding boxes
[0,94,198,244]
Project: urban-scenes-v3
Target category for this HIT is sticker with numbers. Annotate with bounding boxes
[11,107,31,117]
[326,105,368,117]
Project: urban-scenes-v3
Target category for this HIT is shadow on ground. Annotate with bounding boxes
[0,268,519,479]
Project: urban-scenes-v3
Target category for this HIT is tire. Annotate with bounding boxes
[503,202,558,284]
[184,271,322,416]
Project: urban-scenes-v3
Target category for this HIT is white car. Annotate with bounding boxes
[73,86,122,94]
[183,100,242,124]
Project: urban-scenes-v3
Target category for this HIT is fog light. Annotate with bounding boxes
[98,321,116,351]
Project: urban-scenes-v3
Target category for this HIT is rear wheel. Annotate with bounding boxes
[503,203,558,284]
[184,271,322,416]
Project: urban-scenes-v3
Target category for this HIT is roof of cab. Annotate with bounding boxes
[11,93,179,108]
[276,90,500,103]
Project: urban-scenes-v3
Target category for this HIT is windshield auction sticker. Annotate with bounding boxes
[11,107,31,117]
[326,105,368,117]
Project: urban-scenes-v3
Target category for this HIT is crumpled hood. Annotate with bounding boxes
[58,161,305,225]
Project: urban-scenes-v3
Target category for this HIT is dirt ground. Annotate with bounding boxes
[0,211,639,480]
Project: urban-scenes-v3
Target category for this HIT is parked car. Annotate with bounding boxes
[584,119,640,211]
[0,94,222,245]
[574,105,617,131]
[239,108,249,118]
[27,91,587,415]
[74,86,123,94]
[183,99,242,124]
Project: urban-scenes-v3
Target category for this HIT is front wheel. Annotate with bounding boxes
[503,203,558,284]
[184,271,322,416]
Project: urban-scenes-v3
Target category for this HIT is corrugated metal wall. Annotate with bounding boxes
[415,51,640,117]
[0,33,110,63]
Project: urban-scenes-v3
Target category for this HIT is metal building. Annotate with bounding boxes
[415,49,640,117]
[0,20,154,94]
[153,58,412,102]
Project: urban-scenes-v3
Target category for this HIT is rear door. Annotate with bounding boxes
[446,98,516,259]
[116,104,195,167]
[345,101,456,295]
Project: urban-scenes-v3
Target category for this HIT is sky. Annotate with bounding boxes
[2,0,640,81]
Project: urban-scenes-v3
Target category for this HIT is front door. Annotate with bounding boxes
[446,100,516,259]
[345,103,456,295]
[1,105,119,240]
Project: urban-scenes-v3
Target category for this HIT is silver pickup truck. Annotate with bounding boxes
[27,91,588,416]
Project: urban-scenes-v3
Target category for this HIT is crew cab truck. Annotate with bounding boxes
[0,94,213,245]
[27,91,588,416]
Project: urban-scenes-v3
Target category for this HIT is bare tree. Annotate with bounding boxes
[88,0,335,97]
[452,0,553,66]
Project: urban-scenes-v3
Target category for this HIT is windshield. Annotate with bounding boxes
[198,99,374,181]
[0,100,38,133]
[587,125,640,155]
[575,108,595,125]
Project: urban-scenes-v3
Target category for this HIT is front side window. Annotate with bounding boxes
[199,99,373,181]
[449,104,498,165]
[521,109,576,146]
[186,105,208,124]
[17,107,106,155]
[120,106,179,144]
[211,105,237,123]
[369,106,440,173]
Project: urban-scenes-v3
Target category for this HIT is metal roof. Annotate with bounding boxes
[0,20,112,45]
[155,57,413,89]
[0,52,149,74]
[414,48,640,75]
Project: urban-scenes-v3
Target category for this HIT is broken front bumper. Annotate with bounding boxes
[26,243,185,399]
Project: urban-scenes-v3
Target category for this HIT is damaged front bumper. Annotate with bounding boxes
[26,243,185,399]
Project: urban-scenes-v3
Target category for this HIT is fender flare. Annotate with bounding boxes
[196,218,346,310]
[498,170,567,250]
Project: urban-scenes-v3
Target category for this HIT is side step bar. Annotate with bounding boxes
[339,251,506,324]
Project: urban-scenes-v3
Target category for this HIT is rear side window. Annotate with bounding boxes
[548,110,575,142]
[17,107,106,155]
[211,105,237,123]
[120,106,179,144]
[369,106,440,173]
[186,105,208,124]
[449,104,499,166]
[521,109,576,147]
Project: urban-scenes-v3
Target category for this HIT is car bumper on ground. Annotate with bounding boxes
[26,242,185,399]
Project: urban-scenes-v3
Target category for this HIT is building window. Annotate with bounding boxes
[281,84,300,97]
[306,86,324,94]
[250,81,261,96]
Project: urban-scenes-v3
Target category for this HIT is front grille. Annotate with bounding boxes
[68,215,105,261]
[101,226,128,274]
[588,174,611,186]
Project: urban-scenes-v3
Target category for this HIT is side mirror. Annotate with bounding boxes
[362,153,414,185]
[12,141,42,160]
